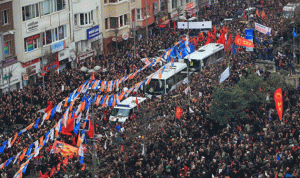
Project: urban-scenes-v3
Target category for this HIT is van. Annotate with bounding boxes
[109,97,147,123]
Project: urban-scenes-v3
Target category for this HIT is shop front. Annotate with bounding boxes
[22,57,41,86]
[77,51,95,65]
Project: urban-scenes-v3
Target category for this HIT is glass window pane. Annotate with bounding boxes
[59,26,64,40]
[85,13,88,24]
[43,0,51,15]
[46,30,52,44]
[36,4,39,17]
[80,13,84,25]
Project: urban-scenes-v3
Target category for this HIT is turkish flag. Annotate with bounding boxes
[57,163,61,171]
[226,34,233,52]
[63,158,68,165]
[86,119,93,138]
[234,34,254,48]
[50,167,55,177]
[44,101,54,113]
[274,88,283,121]
[136,97,140,108]
[176,106,183,120]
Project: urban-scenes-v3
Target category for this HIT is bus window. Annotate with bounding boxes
[144,79,165,94]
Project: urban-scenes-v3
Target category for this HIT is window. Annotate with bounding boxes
[75,12,93,26]
[137,8,142,20]
[22,3,39,21]
[160,0,167,11]
[1,10,8,25]
[153,3,158,15]
[172,0,177,9]
[119,15,123,27]
[42,25,67,45]
[186,0,191,3]
[105,18,108,29]
[41,0,66,16]
[124,14,128,25]
[24,34,40,52]
[3,41,10,56]
[109,0,117,2]
[144,7,149,18]
[104,0,107,3]
[109,17,118,28]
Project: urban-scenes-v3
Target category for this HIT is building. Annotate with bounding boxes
[101,0,131,54]
[12,0,71,86]
[69,0,103,66]
[0,0,21,93]
[169,0,198,21]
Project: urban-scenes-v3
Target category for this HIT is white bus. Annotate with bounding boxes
[184,43,224,71]
[144,62,188,95]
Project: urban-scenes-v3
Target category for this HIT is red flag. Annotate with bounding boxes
[256,9,260,17]
[50,167,55,177]
[63,158,68,165]
[217,32,226,46]
[44,101,54,113]
[274,88,283,121]
[136,97,140,108]
[57,163,61,171]
[197,32,204,42]
[91,72,95,81]
[261,10,266,19]
[234,34,254,48]
[226,34,233,52]
[243,11,246,19]
[176,106,183,120]
[81,164,86,170]
[173,21,177,30]
[121,145,124,152]
[212,26,216,36]
[86,119,93,138]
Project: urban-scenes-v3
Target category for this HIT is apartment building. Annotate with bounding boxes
[0,0,22,93]
[69,0,103,66]
[169,0,197,20]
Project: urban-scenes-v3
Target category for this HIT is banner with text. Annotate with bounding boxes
[255,22,271,35]
[178,21,212,29]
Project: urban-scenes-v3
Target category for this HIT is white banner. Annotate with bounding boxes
[255,22,272,35]
[177,21,212,29]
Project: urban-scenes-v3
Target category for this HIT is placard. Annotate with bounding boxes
[177,21,212,29]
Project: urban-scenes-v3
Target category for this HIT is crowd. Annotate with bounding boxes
[0,0,300,177]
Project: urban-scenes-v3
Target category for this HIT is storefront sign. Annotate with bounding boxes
[26,20,39,33]
[78,51,95,61]
[2,57,17,68]
[186,2,194,10]
[51,41,66,53]
[87,25,100,40]
[44,61,59,72]
[255,22,272,35]
[22,58,40,68]
[122,32,129,40]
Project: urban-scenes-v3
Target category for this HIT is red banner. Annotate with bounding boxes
[52,141,78,157]
[274,88,283,121]
[234,34,254,48]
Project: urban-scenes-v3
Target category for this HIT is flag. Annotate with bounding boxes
[19,148,28,161]
[0,140,7,154]
[243,10,246,19]
[26,144,33,156]
[219,66,230,83]
[136,97,140,108]
[63,158,68,165]
[234,34,254,48]
[256,9,260,17]
[50,167,55,177]
[158,66,166,79]
[74,119,81,135]
[189,107,194,114]
[173,21,176,30]
[176,106,183,120]
[146,74,154,85]
[293,29,297,37]
[44,101,53,113]
[80,156,84,164]
[261,10,266,19]
[5,156,14,167]
[86,120,93,138]
[34,118,40,129]
[274,88,283,121]
[81,164,86,170]
[14,152,21,164]
[11,133,18,147]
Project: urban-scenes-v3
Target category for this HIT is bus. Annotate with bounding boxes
[184,43,224,71]
[144,62,188,95]
[281,2,300,19]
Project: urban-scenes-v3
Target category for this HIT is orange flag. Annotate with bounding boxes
[81,164,86,170]
[176,106,183,120]
[112,94,116,107]
[0,160,7,169]
[26,123,34,130]
[77,133,81,147]
[39,136,44,147]
[95,95,101,106]
[234,34,254,48]
[256,9,260,17]
[102,95,108,107]
[64,97,68,107]
[274,88,283,121]
[91,72,95,81]
[45,112,51,121]
[261,10,266,19]
[19,148,28,161]
[10,133,18,147]
[106,81,111,92]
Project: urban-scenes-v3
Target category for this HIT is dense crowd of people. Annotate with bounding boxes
[0,0,300,177]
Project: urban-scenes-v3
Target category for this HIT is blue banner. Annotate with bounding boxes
[87,25,100,40]
[245,29,254,52]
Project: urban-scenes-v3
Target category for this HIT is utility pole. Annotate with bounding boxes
[134,19,136,56]
[145,0,148,45]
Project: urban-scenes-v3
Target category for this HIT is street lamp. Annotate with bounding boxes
[179,15,197,114]
[80,65,100,178]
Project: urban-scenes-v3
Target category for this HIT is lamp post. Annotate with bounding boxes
[80,65,100,178]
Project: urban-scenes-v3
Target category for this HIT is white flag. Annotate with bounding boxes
[41,113,48,126]
[219,66,230,83]
[34,140,39,150]
[50,128,54,141]
[104,141,107,150]
[13,152,21,164]
[256,69,261,76]
[56,102,62,113]
[78,144,84,157]
[141,143,145,156]
[61,85,64,91]
[27,133,32,139]
[7,137,12,148]
[189,107,194,114]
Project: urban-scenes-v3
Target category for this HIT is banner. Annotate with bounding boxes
[255,22,271,35]
[234,34,254,48]
[177,21,212,29]
[52,141,78,157]
[245,29,254,52]
[274,88,283,121]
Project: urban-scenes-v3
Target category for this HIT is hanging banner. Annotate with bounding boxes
[245,29,254,52]
[177,21,212,29]
[234,34,254,48]
[52,141,79,157]
[255,22,271,35]
[274,88,283,121]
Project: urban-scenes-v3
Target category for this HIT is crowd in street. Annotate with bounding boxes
[1,0,300,177]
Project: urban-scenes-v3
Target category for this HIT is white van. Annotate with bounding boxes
[109,97,147,123]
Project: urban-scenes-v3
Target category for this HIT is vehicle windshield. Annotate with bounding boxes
[111,108,130,117]
[145,79,165,94]
[281,11,294,18]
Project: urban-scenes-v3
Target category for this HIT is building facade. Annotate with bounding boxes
[69,0,103,66]
[0,0,21,93]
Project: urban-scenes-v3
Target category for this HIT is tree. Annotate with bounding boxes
[210,68,287,126]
